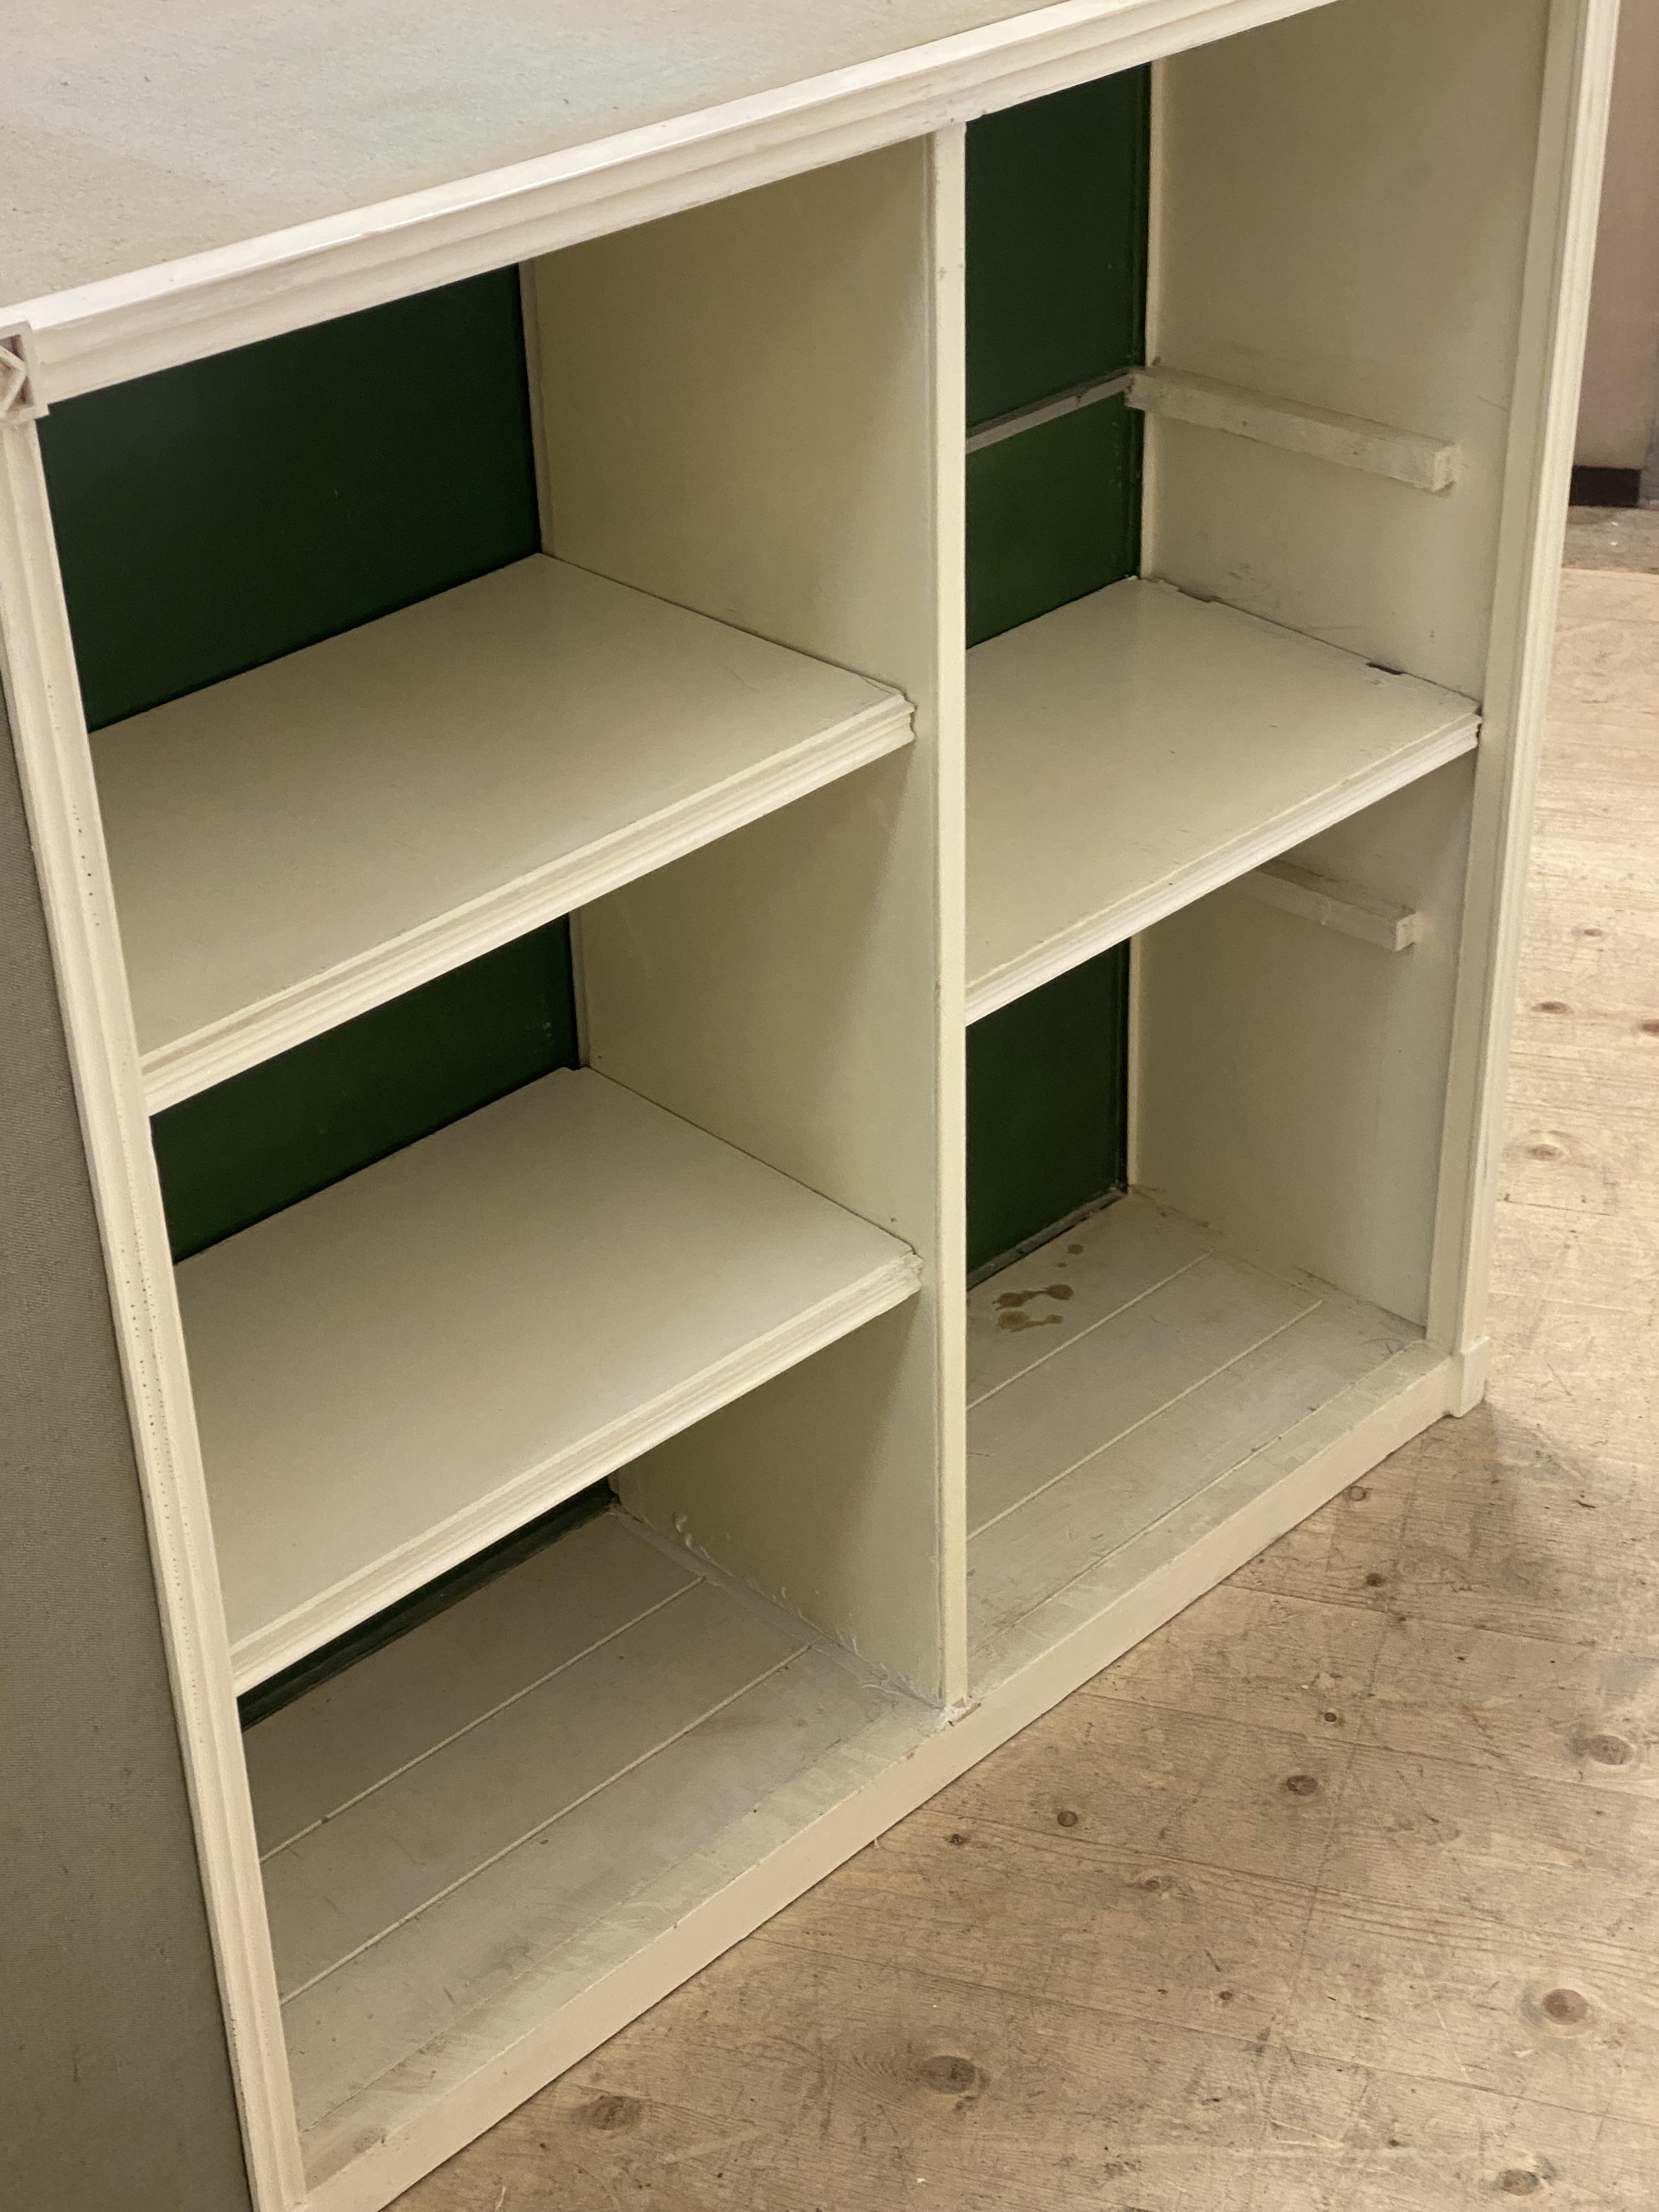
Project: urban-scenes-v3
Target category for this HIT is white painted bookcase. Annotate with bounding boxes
[0,1,1617,2206]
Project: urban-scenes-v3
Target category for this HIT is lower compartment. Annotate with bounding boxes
[249,1511,935,2203]
[967,1194,1425,1686]
[251,1189,1448,2212]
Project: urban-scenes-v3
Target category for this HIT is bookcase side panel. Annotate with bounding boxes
[0,420,301,2208]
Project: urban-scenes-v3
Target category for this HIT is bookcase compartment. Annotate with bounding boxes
[191,133,960,2205]
[961,0,1554,1684]
[968,755,1473,1682]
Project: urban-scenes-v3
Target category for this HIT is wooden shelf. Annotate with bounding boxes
[966,1194,1429,1675]
[93,555,910,1109]
[177,1068,921,1691]
[966,579,1479,1020]
[246,1508,933,2195]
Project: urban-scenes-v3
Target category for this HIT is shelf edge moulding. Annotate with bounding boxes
[180,1069,922,1691]
[92,555,912,1110]
[966,578,1479,1021]
[1125,366,1461,493]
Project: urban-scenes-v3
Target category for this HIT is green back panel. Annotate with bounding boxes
[154,924,579,1261]
[965,70,1149,428]
[39,269,540,730]
[964,72,1149,1272]
[40,273,577,1259]
[965,69,1148,650]
[966,397,1140,647]
[967,950,1130,1277]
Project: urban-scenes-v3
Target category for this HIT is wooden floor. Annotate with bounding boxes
[398,560,1659,2211]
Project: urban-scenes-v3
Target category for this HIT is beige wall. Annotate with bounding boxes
[1576,0,1659,477]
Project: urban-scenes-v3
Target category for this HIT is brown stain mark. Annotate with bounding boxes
[1584,1733,1634,1766]
[1067,1242,1084,1253]
[1641,1018,1659,1037]
[1527,1141,1564,1159]
[1364,1572,1387,1588]
[1284,1774,1321,1797]
[1541,1988,1588,2025]
[997,1310,1062,1334]
[947,1831,969,1847]
[915,2055,980,2094]
[1055,1808,1080,1829]
[1498,2172,1542,2197]
[1536,1000,1570,1014]
[581,2092,642,2132]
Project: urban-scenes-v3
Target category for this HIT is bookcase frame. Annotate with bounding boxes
[0,1,1618,2207]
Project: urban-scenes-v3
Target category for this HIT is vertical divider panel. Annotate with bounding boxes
[529,136,967,1706]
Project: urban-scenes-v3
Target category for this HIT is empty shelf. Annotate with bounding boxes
[178,1067,921,1689]
[94,555,911,1107]
[246,1506,932,2194]
[967,1194,1427,1677]
[966,578,1479,1019]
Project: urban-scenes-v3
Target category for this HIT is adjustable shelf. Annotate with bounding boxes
[179,1069,921,1690]
[94,555,911,1108]
[966,578,1479,1020]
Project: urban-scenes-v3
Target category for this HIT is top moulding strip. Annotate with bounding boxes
[7,0,1343,400]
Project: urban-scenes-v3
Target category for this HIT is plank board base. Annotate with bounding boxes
[966,1194,1426,1687]
[259,1197,1454,2212]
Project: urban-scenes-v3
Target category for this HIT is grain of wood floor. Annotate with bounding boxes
[400,562,1659,2212]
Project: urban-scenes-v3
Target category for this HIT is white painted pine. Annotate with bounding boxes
[284,1330,1452,2210]
[1125,365,1460,490]
[250,1511,928,2157]
[246,1516,695,1855]
[970,1251,1320,1534]
[7,0,1340,399]
[0,411,308,2204]
[965,1199,1418,1654]
[179,1069,921,1690]
[966,578,1479,1018]
[1232,855,1422,950]
[93,555,910,1108]
[966,1193,1212,1403]
[261,1579,798,1994]
[544,138,967,1706]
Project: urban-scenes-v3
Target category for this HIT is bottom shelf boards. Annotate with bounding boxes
[250,1196,1446,2212]
[967,1194,1424,1683]
[248,1511,935,2199]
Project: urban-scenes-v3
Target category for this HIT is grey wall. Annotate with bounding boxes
[1576,0,1659,482]
[0,692,253,2211]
